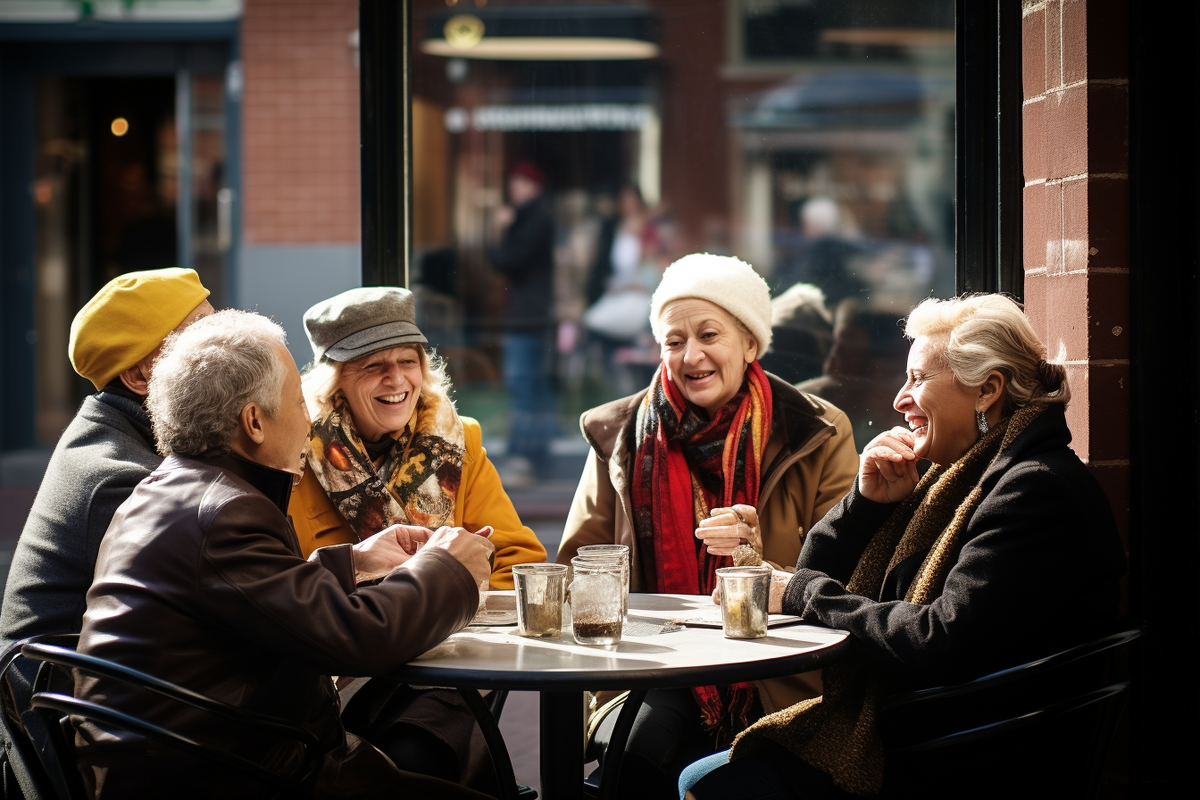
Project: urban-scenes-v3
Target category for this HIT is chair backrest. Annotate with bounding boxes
[1,634,88,800]
[12,638,324,798]
[879,619,1142,799]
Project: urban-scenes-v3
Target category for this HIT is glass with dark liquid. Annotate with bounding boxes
[569,557,624,646]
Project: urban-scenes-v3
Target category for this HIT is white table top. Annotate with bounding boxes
[395,592,849,691]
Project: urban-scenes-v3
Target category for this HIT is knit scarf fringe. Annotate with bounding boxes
[729,404,1047,796]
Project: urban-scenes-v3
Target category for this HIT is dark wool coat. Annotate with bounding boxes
[1,391,159,660]
[487,193,555,330]
[784,402,1128,687]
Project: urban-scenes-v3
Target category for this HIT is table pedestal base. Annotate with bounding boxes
[540,690,585,799]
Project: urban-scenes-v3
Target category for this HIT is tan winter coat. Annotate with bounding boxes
[558,373,859,712]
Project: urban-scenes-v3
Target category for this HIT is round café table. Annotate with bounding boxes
[391,592,850,800]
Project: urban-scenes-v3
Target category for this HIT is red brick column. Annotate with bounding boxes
[1021,0,1130,543]
[242,0,361,244]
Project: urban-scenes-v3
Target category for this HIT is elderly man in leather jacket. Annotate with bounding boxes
[72,309,496,800]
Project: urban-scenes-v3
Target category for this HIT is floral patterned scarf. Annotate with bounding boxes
[305,391,465,541]
[631,359,773,744]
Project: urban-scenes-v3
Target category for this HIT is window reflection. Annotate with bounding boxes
[410,0,954,462]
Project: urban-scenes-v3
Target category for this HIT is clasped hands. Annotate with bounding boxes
[696,505,788,614]
[352,523,495,586]
[694,503,762,560]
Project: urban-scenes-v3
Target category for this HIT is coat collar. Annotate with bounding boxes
[977,402,1072,485]
[161,452,295,515]
[94,389,153,446]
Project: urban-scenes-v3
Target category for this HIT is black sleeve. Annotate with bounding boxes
[795,482,897,579]
[783,462,1124,681]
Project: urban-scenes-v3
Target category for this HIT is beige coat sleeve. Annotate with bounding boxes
[558,450,623,567]
[808,404,860,526]
[760,401,859,574]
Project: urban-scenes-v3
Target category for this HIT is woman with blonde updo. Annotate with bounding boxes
[681,294,1127,799]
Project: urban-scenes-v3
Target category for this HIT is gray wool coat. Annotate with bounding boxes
[1,391,161,679]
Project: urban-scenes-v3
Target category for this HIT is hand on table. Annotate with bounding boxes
[859,427,921,503]
[420,525,496,589]
[695,504,762,561]
[710,568,793,615]
[351,523,426,583]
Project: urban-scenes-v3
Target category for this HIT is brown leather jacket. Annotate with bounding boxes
[74,454,482,799]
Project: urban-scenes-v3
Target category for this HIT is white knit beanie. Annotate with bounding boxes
[650,253,773,353]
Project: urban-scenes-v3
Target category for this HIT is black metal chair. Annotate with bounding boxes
[581,688,648,800]
[3,635,322,800]
[878,619,1141,798]
[2,634,91,800]
[458,688,538,800]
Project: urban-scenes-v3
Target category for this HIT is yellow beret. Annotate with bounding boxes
[69,268,211,390]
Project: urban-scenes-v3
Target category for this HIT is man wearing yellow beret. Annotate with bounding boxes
[0,269,213,694]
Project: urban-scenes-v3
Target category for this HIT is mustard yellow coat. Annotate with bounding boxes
[288,417,546,589]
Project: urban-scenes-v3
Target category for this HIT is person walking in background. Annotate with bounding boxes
[582,184,665,395]
[774,197,866,307]
[488,161,557,484]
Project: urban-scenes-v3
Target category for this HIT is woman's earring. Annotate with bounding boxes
[977,410,989,435]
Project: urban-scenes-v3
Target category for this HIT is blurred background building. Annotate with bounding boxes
[0,0,955,460]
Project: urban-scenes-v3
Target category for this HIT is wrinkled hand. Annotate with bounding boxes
[695,504,761,557]
[767,570,791,614]
[859,427,921,503]
[351,524,426,584]
[420,525,495,589]
[710,568,792,615]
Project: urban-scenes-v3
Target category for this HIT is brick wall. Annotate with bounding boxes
[241,0,361,244]
[1021,0,1130,544]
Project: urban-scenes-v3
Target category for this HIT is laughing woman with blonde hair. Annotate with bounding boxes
[680,294,1126,799]
[288,286,546,794]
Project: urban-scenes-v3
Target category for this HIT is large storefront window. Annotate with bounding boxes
[410,0,954,474]
[30,69,228,446]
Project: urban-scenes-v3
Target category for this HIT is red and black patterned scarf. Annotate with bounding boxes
[631,359,773,744]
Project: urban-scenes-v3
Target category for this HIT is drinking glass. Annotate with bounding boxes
[569,558,624,646]
[512,563,568,638]
[715,565,771,639]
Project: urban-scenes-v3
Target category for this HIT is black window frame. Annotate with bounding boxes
[358,0,1024,299]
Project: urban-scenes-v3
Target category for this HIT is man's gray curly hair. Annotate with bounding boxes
[148,310,290,458]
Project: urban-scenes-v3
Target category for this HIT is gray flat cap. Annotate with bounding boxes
[303,286,427,363]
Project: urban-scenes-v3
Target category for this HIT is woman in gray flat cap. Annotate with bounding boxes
[288,285,546,791]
